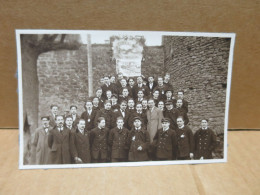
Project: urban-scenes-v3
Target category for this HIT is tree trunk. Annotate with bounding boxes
[21,37,40,164]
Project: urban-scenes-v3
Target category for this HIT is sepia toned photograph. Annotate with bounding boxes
[16,30,235,169]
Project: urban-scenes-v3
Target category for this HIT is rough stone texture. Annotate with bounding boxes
[163,36,231,135]
[37,44,164,120]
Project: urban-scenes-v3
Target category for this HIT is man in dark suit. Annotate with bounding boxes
[127,116,150,162]
[92,97,101,111]
[64,115,76,132]
[164,73,173,90]
[94,100,114,129]
[194,119,217,160]
[176,99,189,125]
[118,87,130,104]
[108,117,129,162]
[118,78,133,97]
[126,98,136,115]
[175,116,194,160]
[153,76,169,100]
[90,117,109,163]
[95,88,105,108]
[132,76,149,100]
[101,75,116,99]
[113,100,129,130]
[49,104,59,128]
[152,118,177,160]
[70,119,91,163]
[163,101,178,130]
[128,77,135,96]
[48,115,71,164]
[70,105,80,129]
[128,103,147,130]
[81,99,97,131]
[147,75,157,95]
[173,90,189,113]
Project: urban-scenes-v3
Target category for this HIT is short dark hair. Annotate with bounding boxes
[70,105,77,110]
[97,117,105,123]
[50,104,58,109]
[65,115,73,120]
[116,116,124,122]
[55,115,64,120]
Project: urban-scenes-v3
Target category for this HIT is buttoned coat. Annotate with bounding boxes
[81,109,97,131]
[48,127,71,164]
[70,129,91,163]
[108,127,129,159]
[90,127,109,160]
[194,128,217,159]
[173,99,189,113]
[152,128,177,160]
[175,126,194,158]
[127,128,150,161]
[147,106,163,143]
[128,112,148,130]
[33,127,51,165]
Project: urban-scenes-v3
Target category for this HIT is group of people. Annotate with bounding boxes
[32,73,217,165]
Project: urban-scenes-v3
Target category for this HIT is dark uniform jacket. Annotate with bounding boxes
[108,127,129,159]
[94,108,114,129]
[93,105,101,112]
[101,84,115,99]
[49,114,56,128]
[48,127,71,164]
[175,126,194,158]
[90,127,109,160]
[70,129,91,163]
[176,107,189,125]
[128,112,148,130]
[118,86,133,97]
[132,84,150,100]
[127,128,150,161]
[152,128,177,160]
[81,109,97,131]
[194,128,217,159]
[163,109,178,130]
[72,114,81,129]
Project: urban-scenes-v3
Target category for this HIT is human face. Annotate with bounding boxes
[41,118,50,127]
[111,97,117,104]
[137,77,143,84]
[134,119,141,128]
[177,118,184,128]
[148,100,155,109]
[158,101,164,110]
[104,103,111,110]
[164,74,170,82]
[96,89,102,97]
[85,102,93,110]
[77,120,85,131]
[177,92,184,99]
[116,119,124,128]
[51,106,58,115]
[92,98,99,106]
[142,100,147,108]
[100,78,104,84]
[110,76,115,83]
[201,120,208,129]
[120,102,127,111]
[104,77,110,85]
[129,79,135,87]
[56,116,64,127]
[66,117,73,126]
[148,76,154,83]
[166,91,172,98]
[153,91,159,98]
[136,104,142,112]
[128,100,135,108]
[162,121,170,129]
[137,91,144,98]
[70,107,77,115]
[99,120,106,128]
[120,79,127,87]
[166,104,173,110]
[122,89,129,96]
[176,99,183,108]
[158,78,164,86]
[106,91,112,98]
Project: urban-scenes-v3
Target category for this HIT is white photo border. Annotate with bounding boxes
[16,29,236,169]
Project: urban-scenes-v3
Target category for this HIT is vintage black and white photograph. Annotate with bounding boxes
[16,30,235,169]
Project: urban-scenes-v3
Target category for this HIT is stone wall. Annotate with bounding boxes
[163,36,231,134]
[37,44,164,121]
